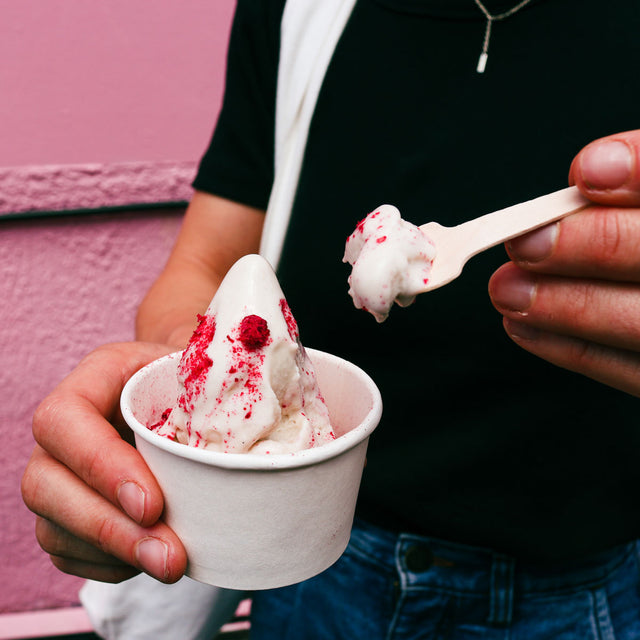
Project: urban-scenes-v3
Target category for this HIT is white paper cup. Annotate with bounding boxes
[120,348,382,590]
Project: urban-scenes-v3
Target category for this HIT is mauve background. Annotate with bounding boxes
[0,0,236,617]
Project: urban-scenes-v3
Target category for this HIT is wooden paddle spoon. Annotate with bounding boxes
[419,186,590,292]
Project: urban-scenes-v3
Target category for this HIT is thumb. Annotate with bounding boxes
[569,129,640,206]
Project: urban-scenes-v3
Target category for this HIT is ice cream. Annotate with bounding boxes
[343,205,436,322]
[150,254,335,454]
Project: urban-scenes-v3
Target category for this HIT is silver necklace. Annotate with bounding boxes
[473,0,534,73]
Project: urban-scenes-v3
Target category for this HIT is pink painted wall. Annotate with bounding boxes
[0,0,237,620]
[2,209,185,616]
[1,0,235,166]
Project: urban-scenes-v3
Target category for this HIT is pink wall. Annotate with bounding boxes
[2,209,185,616]
[0,0,234,166]
[0,0,237,624]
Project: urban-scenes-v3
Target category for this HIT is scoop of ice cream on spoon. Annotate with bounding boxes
[343,205,436,322]
[343,186,590,322]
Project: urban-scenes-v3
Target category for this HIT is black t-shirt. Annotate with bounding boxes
[194,0,640,562]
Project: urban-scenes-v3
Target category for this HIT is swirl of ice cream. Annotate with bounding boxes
[343,205,436,322]
[152,254,334,454]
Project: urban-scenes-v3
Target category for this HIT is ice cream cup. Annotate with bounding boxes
[120,348,382,590]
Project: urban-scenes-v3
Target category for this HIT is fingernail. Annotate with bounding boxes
[580,140,632,190]
[136,537,169,581]
[491,268,536,313]
[504,318,540,341]
[508,223,557,262]
[118,481,145,524]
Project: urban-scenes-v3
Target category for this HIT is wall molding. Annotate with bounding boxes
[0,607,93,639]
[0,160,197,218]
[0,600,251,639]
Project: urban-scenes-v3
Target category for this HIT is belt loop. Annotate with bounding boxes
[487,553,515,627]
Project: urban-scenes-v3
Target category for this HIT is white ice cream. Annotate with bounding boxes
[343,205,436,322]
[152,254,335,454]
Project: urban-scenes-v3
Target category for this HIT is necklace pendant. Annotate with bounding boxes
[477,52,488,73]
[473,0,534,74]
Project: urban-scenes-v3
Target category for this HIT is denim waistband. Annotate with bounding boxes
[349,518,636,626]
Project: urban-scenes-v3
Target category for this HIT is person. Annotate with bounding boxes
[21,0,640,637]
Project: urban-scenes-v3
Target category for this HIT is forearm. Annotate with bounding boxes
[135,261,219,349]
[136,191,265,348]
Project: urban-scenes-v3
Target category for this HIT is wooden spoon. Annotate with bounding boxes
[419,186,590,292]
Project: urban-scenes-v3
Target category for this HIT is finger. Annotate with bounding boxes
[23,445,187,583]
[49,555,140,584]
[39,512,141,583]
[569,130,640,206]
[35,517,130,566]
[31,342,173,527]
[506,206,640,280]
[488,263,640,352]
[502,319,640,399]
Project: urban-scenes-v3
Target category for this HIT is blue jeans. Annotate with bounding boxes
[250,519,640,639]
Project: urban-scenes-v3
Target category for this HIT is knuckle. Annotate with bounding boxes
[589,209,632,266]
[20,464,36,508]
[79,445,111,495]
[610,292,640,342]
[32,391,76,446]
[562,281,595,324]
[558,282,636,346]
[83,342,135,379]
[567,336,599,369]
[31,395,60,444]
[20,456,48,514]
[596,209,622,257]
[95,515,119,555]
